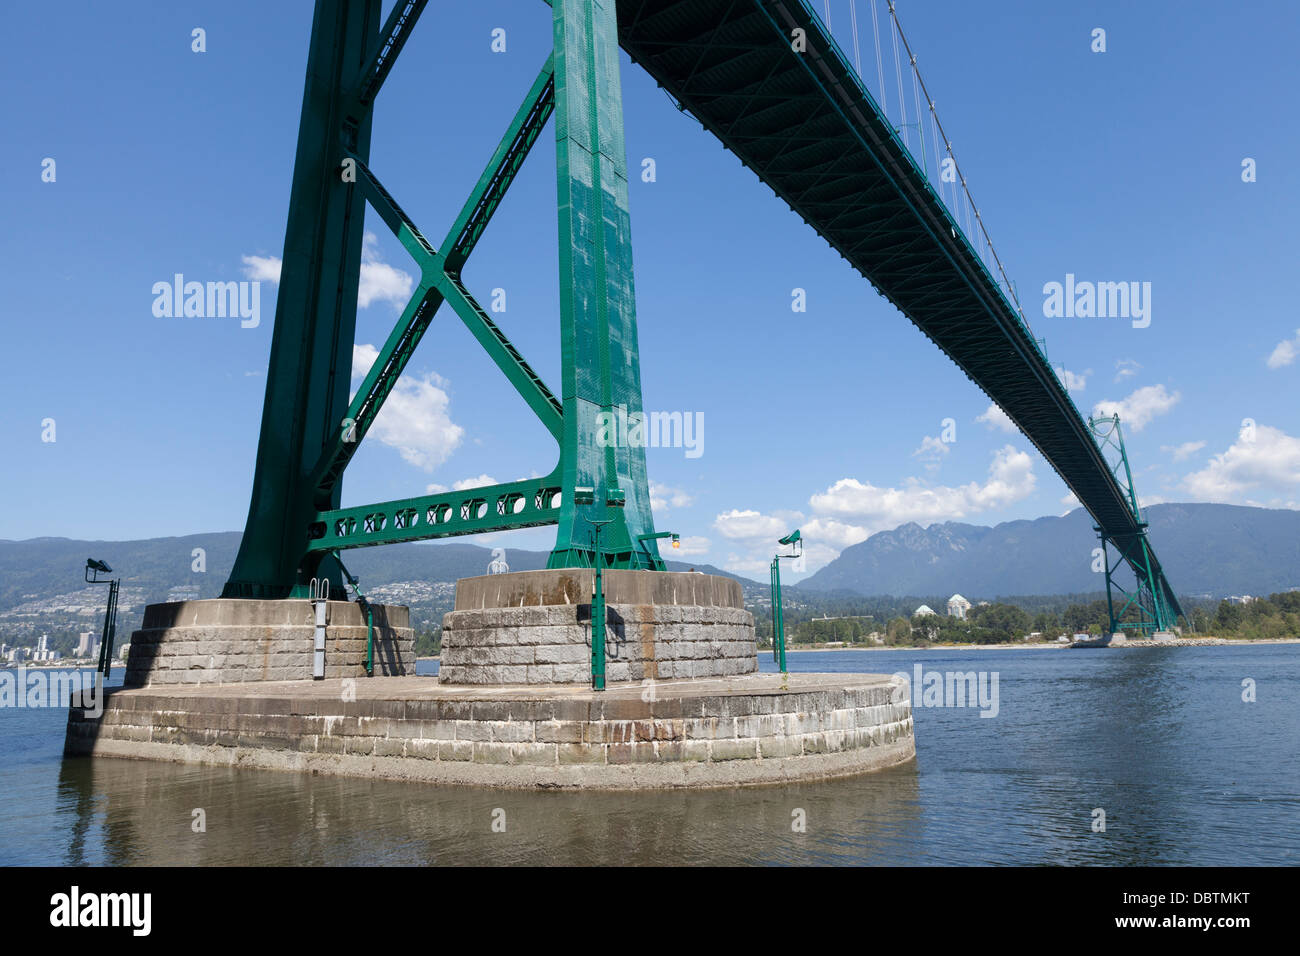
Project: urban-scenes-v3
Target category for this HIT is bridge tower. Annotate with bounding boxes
[1088,414,1179,635]
[223,0,664,600]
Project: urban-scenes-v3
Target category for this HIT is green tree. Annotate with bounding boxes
[885,617,911,646]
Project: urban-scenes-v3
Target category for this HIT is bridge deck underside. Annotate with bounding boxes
[617,0,1180,617]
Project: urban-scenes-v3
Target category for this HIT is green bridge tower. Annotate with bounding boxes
[1088,414,1180,635]
[223,0,664,600]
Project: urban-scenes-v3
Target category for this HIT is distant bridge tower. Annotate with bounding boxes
[223,0,665,600]
[1088,414,1181,634]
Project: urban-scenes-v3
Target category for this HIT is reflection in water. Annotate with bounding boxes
[54,755,923,866]
[8,645,1300,865]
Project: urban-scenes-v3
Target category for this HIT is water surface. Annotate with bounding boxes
[1,645,1295,865]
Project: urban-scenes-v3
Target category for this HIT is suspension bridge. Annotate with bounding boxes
[222,0,1182,635]
[69,0,1184,792]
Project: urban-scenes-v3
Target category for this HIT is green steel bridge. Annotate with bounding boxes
[222,0,1182,636]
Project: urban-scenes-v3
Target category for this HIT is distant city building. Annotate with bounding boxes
[913,604,936,617]
[75,631,99,658]
[1227,595,1256,605]
[947,594,971,620]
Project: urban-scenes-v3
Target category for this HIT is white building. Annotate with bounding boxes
[913,604,936,617]
[947,594,971,620]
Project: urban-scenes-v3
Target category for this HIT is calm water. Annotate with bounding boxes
[1,645,1296,865]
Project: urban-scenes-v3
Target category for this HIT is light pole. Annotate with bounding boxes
[574,486,627,692]
[770,530,801,674]
[85,559,119,678]
[336,553,375,677]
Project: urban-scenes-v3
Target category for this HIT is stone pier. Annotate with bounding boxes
[66,570,916,788]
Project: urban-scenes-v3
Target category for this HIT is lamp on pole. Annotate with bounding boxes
[770,530,801,674]
[85,558,120,678]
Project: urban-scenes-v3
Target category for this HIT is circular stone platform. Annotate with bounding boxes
[65,673,915,789]
[439,569,757,685]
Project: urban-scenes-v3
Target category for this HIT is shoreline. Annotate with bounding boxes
[774,637,1300,653]
[10,636,1296,670]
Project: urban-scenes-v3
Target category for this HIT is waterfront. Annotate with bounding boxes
[1,644,1296,865]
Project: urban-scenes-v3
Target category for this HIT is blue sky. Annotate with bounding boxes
[3,0,1298,582]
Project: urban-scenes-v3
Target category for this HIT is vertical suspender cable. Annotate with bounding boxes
[929,105,942,197]
[889,1,1024,317]
[908,48,928,176]
[870,0,887,117]
[848,1,863,77]
[889,1,908,149]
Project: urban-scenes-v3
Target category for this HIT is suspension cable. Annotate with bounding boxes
[869,0,887,118]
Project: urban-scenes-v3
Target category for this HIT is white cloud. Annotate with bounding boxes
[1182,424,1300,503]
[1114,358,1142,382]
[1060,490,1080,515]
[358,232,414,310]
[425,483,448,495]
[352,342,380,379]
[713,509,794,542]
[1161,440,1206,462]
[975,403,1018,434]
[1092,384,1180,432]
[711,447,1039,579]
[911,435,950,474]
[807,445,1037,530]
[723,553,779,580]
[710,505,842,577]
[241,255,282,283]
[912,435,950,460]
[240,234,413,310]
[649,481,694,511]
[801,516,871,549]
[1055,366,1090,391]
[1266,329,1300,370]
[351,343,463,471]
[452,474,497,491]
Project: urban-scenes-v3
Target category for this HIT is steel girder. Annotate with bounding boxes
[225,0,664,599]
[223,0,381,599]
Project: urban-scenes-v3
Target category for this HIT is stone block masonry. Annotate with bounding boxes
[124,600,415,687]
[440,569,758,685]
[64,673,915,789]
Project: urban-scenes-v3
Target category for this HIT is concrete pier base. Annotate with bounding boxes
[64,673,915,789]
[123,599,416,687]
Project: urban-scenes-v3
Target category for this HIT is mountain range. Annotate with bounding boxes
[800,503,1300,597]
[2,503,1295,644]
